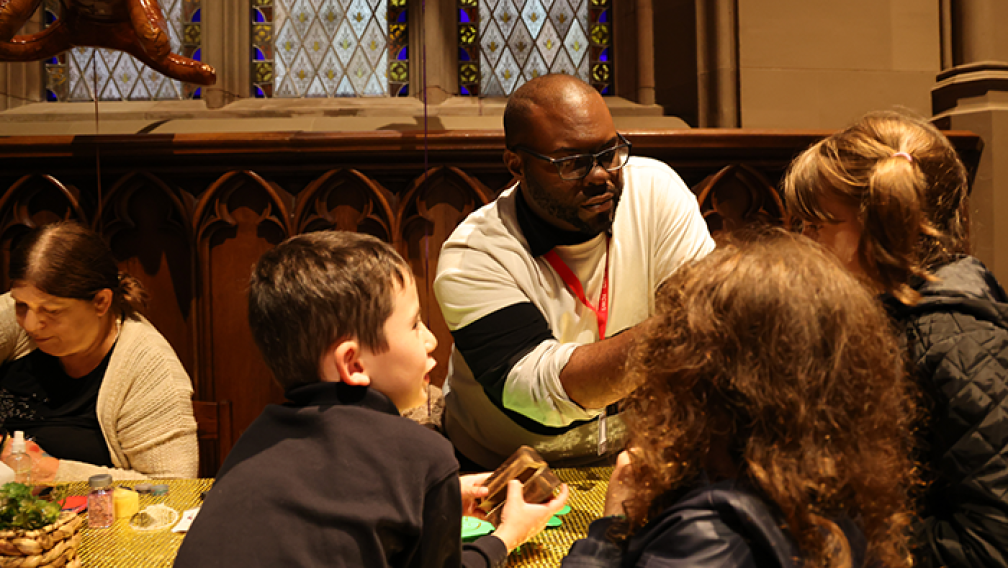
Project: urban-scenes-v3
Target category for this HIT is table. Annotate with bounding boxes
[66,478,213,568]
[507,466,611,567]
[62,467,609,568]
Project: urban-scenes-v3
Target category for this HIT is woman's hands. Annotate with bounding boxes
[492,479,569,552]
[603,450,634,517]
[0,436,59,484]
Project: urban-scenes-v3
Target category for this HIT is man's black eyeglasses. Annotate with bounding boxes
[509,133,632,181]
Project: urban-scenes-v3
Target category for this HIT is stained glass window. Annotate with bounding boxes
[43,0,204,101]
[251,0,408,98]
[459,0,612,97]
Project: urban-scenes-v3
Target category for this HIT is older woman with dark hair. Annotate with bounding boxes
[784,111,1008,568]
[0,221,197,481]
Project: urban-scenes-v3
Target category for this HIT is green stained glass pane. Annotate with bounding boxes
[252,0,406,98]
[461,0,614,97]
[43,0,204,101]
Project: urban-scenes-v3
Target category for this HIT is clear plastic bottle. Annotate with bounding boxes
[88,474,114,529]
[3,431,31,484]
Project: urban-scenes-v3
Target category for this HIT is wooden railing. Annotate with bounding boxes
[0,129,983,473]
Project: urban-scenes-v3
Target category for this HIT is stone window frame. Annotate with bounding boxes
[0,0,656,122]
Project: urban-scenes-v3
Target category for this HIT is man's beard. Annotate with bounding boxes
[524,174,620,235]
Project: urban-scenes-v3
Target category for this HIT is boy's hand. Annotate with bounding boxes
[0,437,59,484]
[492,479,569,552]
[603,450,634,517]
[459,472,491,519]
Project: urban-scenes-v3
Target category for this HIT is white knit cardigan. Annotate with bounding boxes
[0,293,198,480]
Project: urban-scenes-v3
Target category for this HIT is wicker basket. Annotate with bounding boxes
[0,511,82,568]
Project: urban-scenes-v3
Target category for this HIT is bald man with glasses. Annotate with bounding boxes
[434,74,714,469]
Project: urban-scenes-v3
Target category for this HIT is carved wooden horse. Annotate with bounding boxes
[0,0,215,85]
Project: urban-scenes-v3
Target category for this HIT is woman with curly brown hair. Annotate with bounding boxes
[562,231,917,568]
[784,111,1008,568]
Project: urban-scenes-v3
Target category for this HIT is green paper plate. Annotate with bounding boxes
[461,516,494,541]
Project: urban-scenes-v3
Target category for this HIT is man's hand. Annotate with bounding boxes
[459,472,492,518]
[0,436,59,484]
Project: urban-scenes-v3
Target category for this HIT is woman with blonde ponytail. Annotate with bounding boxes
[784,111,1008,568]
[0,221,197,481]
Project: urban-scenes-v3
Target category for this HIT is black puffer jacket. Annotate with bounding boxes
[884,257,1008,568]
[561,479,866,568]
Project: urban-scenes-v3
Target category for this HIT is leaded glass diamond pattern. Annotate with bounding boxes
[254,0,401,97]
[43,0,203,101]
[465,0,608,97]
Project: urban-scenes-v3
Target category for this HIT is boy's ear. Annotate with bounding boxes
[320,340,371,387]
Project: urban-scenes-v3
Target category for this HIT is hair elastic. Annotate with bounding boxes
[892,151,913,163]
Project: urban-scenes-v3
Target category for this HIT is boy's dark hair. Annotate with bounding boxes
[247,231,411,391]
[9,221,148,320]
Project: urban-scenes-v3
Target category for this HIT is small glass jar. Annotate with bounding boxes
[87,474,114,529]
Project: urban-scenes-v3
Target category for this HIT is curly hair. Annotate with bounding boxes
[619,230,917,568]
[783,110,970,305]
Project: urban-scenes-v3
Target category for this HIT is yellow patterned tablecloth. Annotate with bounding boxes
[60,466,608,568]
[507,466,611,568]
[61,478,213,568]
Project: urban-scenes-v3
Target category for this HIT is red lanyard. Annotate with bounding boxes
[543,238,610,339]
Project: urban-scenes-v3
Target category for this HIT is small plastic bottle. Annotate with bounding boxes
[3,431,31,484]
[88,474,114,529]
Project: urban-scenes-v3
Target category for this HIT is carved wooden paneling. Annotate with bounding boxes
[0,175,88,289]
[194,171,291,443]
[692,164,784,234]
[399,167,494,387]
[0,129,982,475]
[293,169,395,239]
[102,172,197,378]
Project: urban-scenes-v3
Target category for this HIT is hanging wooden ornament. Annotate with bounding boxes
[0,0,215,85]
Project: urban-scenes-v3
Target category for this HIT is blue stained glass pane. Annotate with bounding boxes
[50,57,58,64]
[398,11,408,23]
[459,9,469,24]
[193,48,202,61]
[255,86,266,98]
[600,85,610,95]
[396,84,408,96]
[44,10,57,25]
[194,88,201,98]
[461,85,470,95]
[254,47,266,61]
[46,90,57,101]
[254,8,265,23]
[599,10,608,23]
[397,47,408,60]
[459,48,470,62]
[192,9,201,23]
[599,48,609,62]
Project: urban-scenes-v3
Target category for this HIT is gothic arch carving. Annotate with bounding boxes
[292,169,395,240]
[398,166,493,387]
[193,170,291,444]
[692,164,785,235]
[101,171,197,378]
[0,174,88,288]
